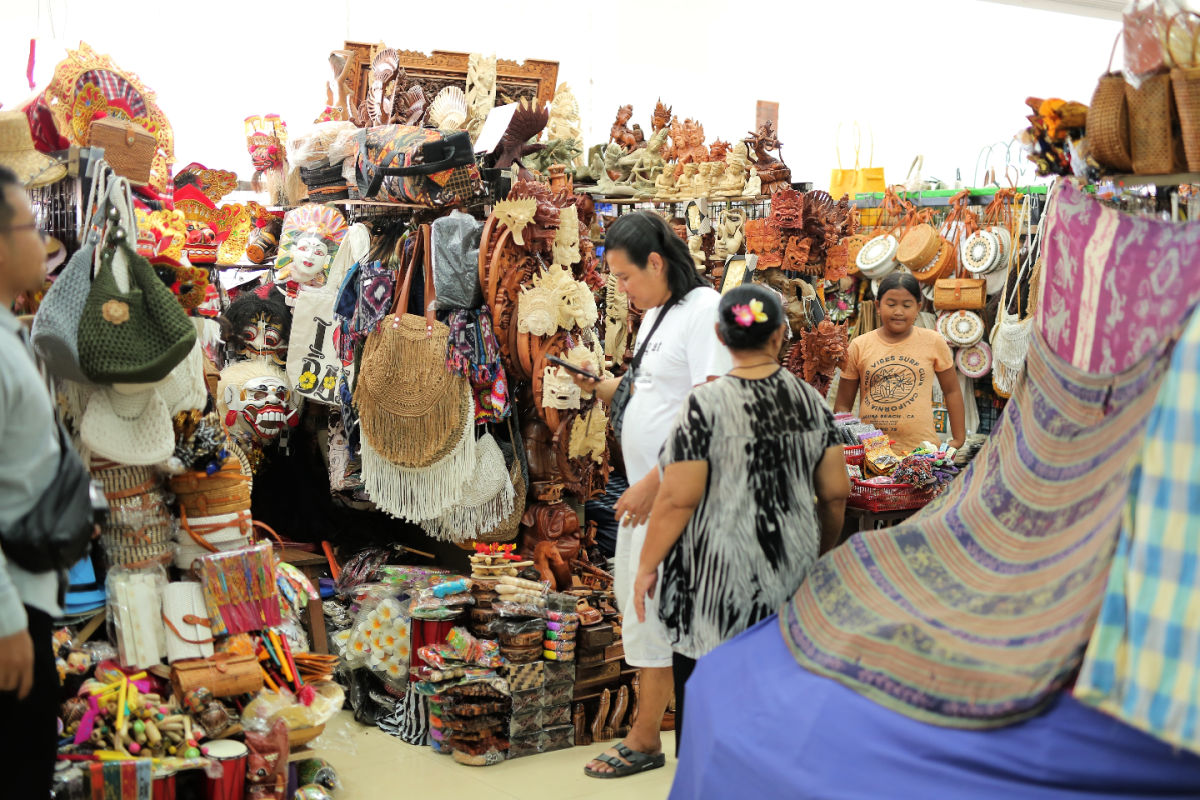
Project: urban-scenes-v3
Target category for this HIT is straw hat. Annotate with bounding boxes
[0,111,66,188]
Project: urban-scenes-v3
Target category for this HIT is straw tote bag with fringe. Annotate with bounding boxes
[356,223,476,520]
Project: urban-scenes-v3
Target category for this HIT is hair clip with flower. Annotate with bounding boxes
[731,299,769,327]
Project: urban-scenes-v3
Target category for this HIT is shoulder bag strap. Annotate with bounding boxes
[630,302,673,373]
[389,225,424,325]
[420,223,437,337]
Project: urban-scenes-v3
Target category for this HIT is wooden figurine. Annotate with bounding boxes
[245,718,289,800]
[593,688,612,743]
[715,142,751,198]
[546,82,584,166]
[743,166,762,197]
[465,53,497,143]
[575,703,591,747]
[744,120,791,195]
[609,105,639,151]
[608,684,630,738]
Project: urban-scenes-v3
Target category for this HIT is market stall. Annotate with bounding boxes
[7,6,1200,796]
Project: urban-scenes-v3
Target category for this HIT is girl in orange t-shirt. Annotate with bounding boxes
[834,273,966,454]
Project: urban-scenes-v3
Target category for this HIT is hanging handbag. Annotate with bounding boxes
[610,303,672,439]
[77,177,196,384]
[431,211,485,310]
[89,118,156,186]
[356,225,477,522]
[354,125,481,206]
[419,433,516,543]
[933,192,986,309]
[1089,35,1135,172]
[288,222,370,405]
[356,224,472,468]
[31,165,111,382]
[829,122,885,200]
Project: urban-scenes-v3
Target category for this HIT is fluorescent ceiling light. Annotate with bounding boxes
[978,0,1125,20]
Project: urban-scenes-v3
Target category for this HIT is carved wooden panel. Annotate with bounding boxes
[344,43,559,123]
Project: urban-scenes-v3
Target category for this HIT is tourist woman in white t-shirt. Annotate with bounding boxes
[573,211,731,778]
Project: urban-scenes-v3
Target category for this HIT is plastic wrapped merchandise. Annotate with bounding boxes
[106,564,169,669]
[431,211,485,310]
[338,589,412,689]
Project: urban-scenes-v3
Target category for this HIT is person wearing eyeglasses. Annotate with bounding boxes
[572,211,731,778]
[0,164,61,797]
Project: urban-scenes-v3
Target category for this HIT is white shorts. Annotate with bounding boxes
[613,520,674,669]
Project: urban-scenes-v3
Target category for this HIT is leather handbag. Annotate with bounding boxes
[934,278,987,311]
[0,418,96,573]
[90,118,156,186]
[354,125,481,206]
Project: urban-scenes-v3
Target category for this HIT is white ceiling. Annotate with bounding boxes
[979,0,1125,19]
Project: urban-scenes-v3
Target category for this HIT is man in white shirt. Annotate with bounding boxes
[0,164,61,797]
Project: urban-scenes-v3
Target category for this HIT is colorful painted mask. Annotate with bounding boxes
[275,205,349,297]
[220,287,292,368]
[218,360,299,442]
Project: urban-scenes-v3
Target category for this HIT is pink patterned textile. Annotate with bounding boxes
[1039,180,1200,374]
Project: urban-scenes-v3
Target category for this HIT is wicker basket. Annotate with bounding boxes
[910,240,951,284]
[1089,72,1133,172]
[897,223,941,269]
[1172,66,1200,171]
[1127,72,1184,175]
[848,480,935,513]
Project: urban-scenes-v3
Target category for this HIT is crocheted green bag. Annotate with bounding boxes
[78,238,196,384]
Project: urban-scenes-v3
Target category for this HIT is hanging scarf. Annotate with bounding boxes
[445,306,510,423]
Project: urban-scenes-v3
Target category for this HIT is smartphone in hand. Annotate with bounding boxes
[546,355,602,382]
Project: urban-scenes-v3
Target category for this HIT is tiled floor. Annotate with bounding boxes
[307,710,676,799]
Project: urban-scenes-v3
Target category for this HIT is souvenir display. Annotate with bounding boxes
[18,27,1157,799]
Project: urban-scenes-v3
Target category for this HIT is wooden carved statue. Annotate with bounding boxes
[671,117,709,176]
[744,218,783,269]
[603,273,630,362]
[743,167,762,197]
[609,104,639,150]
[744,120,791,194]
[708,139,732,163]
[627,128,670,198]
[715,142,750,198]
[494,99,550,170]
[653,162,679,200]
[465,53,498,143]
[714,209,746,260]
[671,162,699,200]
[546,82,584,166]
[652,99,673,134]
[520,501,583,564]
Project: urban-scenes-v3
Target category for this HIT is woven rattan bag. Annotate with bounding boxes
[1127,71,1185,175]
[355,224,471,469]
[1090,36,1134,172]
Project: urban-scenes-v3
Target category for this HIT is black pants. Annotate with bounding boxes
[672,652,697,757]
[0,606,58,798]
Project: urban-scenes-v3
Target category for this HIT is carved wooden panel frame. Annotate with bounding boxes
[343,42,559,121]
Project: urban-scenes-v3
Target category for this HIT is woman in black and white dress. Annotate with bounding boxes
[632,284,850,752]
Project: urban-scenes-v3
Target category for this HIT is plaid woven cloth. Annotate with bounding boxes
[1075,305,1200,756]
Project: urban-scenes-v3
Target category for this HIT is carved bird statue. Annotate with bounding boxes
[493,100,550,170]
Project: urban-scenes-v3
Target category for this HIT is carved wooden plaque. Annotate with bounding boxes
[344,43,559,123]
